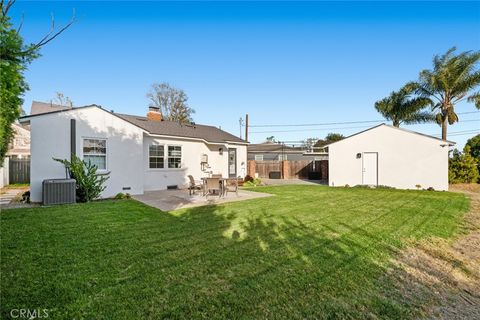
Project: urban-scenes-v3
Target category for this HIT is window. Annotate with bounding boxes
[168,146,182,168]
[278,154,287,161]
[255,155,264,161]
[149,145,164,168]
[83,139,106,170]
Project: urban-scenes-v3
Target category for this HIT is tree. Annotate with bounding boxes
[314,133,345,148]
[265,136,277,143]
[52,92,73,107]
[146,83,195,123]
[301,137,319,151]
[465,134,480,160]
[448,146,479,184]
[465,134,480,180]
[374,82,434,127]
[415,47,480,140]
[0,0,74,164]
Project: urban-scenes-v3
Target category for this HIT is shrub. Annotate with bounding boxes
[54,154,109,202]
[115,193,126,199]
[244,178,262,187]
[448,147,479,184]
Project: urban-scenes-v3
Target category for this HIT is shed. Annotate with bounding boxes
[327,124,454,191]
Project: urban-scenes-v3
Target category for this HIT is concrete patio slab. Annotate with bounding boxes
[132,188,273,211]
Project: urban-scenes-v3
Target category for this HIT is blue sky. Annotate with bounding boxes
[10,1,480,147]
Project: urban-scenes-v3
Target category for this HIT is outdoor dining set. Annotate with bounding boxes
[188,175,238,198]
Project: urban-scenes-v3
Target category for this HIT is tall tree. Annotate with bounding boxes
[415,47,480,140]
[146,83,195,123]
[0,0,74,164]
[314,133,345,148]
[374,82,434,127]
[52,91,73,107]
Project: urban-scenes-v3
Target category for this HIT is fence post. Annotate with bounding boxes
[282,160,290,179]
[247,160,256,177]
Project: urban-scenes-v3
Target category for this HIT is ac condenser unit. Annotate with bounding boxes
[42,179,76,205]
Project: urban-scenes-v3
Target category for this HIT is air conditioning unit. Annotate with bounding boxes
[42,179,76,205]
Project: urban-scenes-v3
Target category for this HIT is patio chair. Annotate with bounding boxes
[205,177,221,198]
[224,178,238,196]
[188,175,203,196]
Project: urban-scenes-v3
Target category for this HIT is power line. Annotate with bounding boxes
[249,111,480,128]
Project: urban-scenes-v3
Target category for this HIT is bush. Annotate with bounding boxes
[448,147,479,184]
[115,192,126,199]
[54,154,109,202]
[244,178,262,187]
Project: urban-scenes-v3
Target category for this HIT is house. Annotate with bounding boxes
[248,142,327,161]
[6,123,30,159]
[19,105,247,202]
[327,124,454,191]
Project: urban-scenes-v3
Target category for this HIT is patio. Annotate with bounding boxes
[132,188,272,211]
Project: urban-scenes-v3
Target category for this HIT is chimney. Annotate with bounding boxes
[147,106,163,121]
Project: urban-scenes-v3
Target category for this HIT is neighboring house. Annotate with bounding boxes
[30,100,72,115]
[248,142,327,161]
[19,105,247,202]
[327,124,454,191]
[6,123,30,159]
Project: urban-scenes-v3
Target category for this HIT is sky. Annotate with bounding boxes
[9,1,480,147]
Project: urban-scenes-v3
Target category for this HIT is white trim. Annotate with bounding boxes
[167,145,182,169]
[81,137,108,172]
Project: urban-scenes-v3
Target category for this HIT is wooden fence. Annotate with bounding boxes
[249,160,328,180]
[9,158,30,184]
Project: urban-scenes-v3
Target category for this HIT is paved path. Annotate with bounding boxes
[133,188,272,211]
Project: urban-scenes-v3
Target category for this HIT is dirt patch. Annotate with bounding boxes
[387,184,480,319]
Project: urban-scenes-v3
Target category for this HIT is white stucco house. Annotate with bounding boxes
[327,124,454,191]
[19,105,247,202]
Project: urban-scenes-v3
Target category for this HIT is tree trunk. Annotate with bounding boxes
[393,120,400,127]
[442,114,448,140]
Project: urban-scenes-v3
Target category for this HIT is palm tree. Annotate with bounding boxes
[415,47,480,140]
[374,82,434,127]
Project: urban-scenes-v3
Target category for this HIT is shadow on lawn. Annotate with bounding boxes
[0,197,466,319]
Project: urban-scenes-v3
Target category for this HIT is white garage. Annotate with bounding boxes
[327,124,454,191]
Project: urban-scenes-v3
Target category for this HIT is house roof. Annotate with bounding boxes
[115,113,245,144]
[248,142,304,153]
[323,124,455,148]
[30,101,72,115]
[19,104,246,144]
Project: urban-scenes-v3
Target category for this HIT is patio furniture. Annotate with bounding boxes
[205,177,222,198]
[211,174,223,178]
[188,175,203,196]
[224,178,238,196]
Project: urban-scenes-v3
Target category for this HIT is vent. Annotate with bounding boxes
[167,185,178,190]
[42,179,76,205]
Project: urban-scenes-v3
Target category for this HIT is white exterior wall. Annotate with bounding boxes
[29,107,145,202]
[328,125,450,191]
[143,135,246,191]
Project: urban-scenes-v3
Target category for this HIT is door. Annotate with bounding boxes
[228,148,237,178]
[362,152,378,186]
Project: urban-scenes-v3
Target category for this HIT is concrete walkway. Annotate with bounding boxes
[0,188,26,207]
[133,188,272,211]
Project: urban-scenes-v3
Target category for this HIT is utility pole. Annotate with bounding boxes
[239,117,244,139]
[245,113,249,142]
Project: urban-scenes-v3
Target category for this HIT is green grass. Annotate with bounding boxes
[0,185,470,319]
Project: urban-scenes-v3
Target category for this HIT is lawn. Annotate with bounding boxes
[0,185,470,319]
